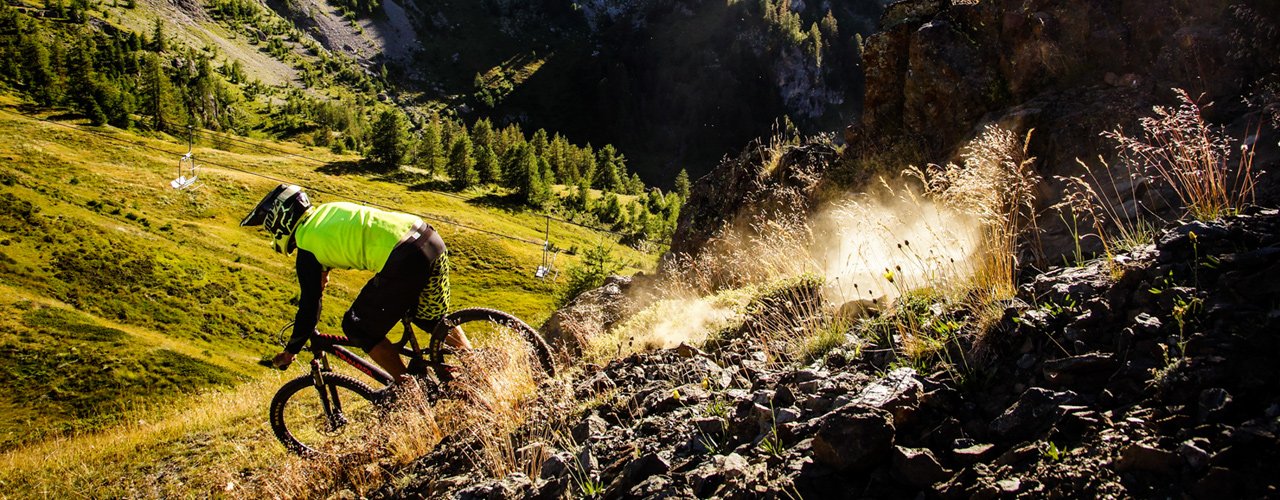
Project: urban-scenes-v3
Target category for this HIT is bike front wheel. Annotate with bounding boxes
[269,372,382,456]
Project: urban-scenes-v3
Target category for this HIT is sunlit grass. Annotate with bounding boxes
[0,100,660,494]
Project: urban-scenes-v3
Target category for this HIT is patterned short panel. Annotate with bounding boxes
[414,249,451,323]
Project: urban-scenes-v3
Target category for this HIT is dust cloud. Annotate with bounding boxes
[607,183,983,353]
[633,295,745,349]
[809,187,983,306]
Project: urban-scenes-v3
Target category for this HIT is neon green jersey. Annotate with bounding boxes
[293,202,421,272]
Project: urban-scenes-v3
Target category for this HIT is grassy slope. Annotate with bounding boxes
[0,94,655,495]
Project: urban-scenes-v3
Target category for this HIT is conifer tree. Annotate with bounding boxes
[646,189,665,213]
[673,168,690,200]
[447,134,478,190]
[549,133,572,182]
[22,38,60,106]
[151,17,166,52]
[577,145,597,185]
[627,172,644,195]
[820,9,838,41]
[573,177,591,212]
[67,39,103,123]
[226,59,245,84]
[416,119,445,177]
[531,128,549,158]
[597,192,622,224]
[510,144,548,207]
[368,108,409,169]
[476,145,501,185]
[539,156,556,186]
[594,144,622,192]
[471,117,494,152]
[634,207,651,240]
[97,76,134,128]
[808,22,823,67]
[501,142,526,189]
[139,53,179,132]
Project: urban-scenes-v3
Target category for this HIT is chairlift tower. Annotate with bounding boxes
[535,215,560,280]
[170,125,200,190]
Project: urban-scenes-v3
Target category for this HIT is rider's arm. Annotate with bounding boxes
[287,249,326,354]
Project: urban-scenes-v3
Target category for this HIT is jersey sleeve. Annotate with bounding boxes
[288,249,325,354]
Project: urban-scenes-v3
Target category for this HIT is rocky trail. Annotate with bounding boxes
[369,205,1280,499]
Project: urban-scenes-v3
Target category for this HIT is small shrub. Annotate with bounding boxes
[555,242,624,307]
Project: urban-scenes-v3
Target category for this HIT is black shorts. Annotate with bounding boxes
[342,225,450,352]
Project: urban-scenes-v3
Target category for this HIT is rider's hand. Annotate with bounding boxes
[272,350,295,370]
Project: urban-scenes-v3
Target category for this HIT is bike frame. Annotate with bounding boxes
[307,334,397,387]
[300,318,432,430]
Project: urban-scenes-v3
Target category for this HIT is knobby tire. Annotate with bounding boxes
[269,372,380,456]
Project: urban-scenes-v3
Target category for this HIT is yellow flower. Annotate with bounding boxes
[883,269,896,283]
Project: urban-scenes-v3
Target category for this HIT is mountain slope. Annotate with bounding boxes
[0,95,656,494]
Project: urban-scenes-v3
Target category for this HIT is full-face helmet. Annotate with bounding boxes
[240,184,311,254]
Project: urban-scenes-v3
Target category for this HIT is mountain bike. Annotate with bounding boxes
[268,307,557,456]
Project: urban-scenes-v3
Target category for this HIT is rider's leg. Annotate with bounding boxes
[367,338,408,378]
[444,325,472,350]
[345,238,429,381]
[413,229,463,350]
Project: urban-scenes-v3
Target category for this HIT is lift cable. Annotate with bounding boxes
[9,111,554,248]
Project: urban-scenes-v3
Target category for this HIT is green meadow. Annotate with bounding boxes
[0,98,656,495]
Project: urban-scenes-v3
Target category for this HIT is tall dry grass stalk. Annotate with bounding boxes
[662,210,818,293]
[907,124,1040,300]
[449,331,545,480]
[816,181,983,303]
[758,117,804,175]
[742,276,857,365]
[1054,156,1160,263]
[1104,88,1260,221]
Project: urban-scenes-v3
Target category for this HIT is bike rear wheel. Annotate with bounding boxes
[269,372,382,456]
[430,308,557,380]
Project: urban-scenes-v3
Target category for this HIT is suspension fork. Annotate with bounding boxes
[310,353,347,430]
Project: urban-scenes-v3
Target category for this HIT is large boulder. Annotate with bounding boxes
[538,275,634,356]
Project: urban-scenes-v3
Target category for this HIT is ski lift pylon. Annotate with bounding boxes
[170,126,199,190]
[535,215,560,280]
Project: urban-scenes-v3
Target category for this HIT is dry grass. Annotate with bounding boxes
[1104,88,1260,222]
[1054,156,1160,264]
[449,333,546,480]
[661,210,818,293]
[644,151,993,368]
[907,124,1040,301]
[249,325,548,498]
[584,289,753,364]
[742,275,858,365]
[0,374,287,498]
[757,117,804,176]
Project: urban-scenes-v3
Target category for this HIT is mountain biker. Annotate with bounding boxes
[240,184,471,379]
